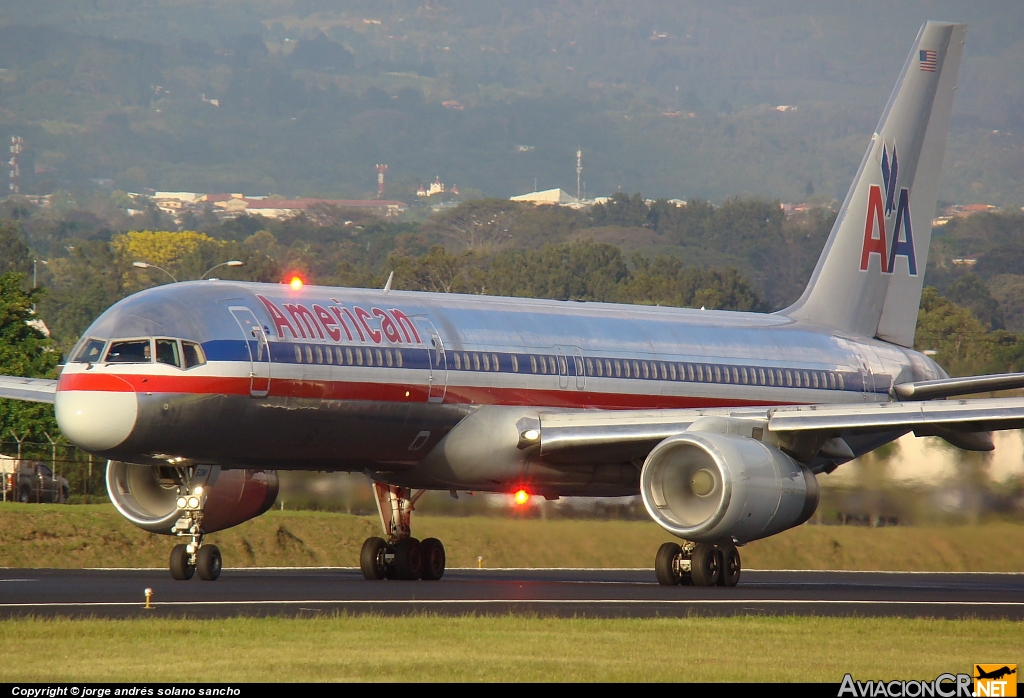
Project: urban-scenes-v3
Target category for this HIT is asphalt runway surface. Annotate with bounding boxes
[2,567,1024,619]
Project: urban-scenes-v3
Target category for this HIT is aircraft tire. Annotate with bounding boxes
[360,537,388,580]
[169,544,195,581]
[690,543,720,587]
[717,545,741,587]
[197,545,222,581]
[420,538,446,581]
[393,537,423,580]
[655,542,683,586]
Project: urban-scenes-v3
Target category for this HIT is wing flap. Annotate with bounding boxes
[768,398,1024,433]
[533,398,1024,465]
[537,407,766,464]
[0,376,58,404]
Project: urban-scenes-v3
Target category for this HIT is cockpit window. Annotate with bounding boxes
[105,339,152,363]
[73,338,107,363]
[155,339,181,368]
[182,341,206,369]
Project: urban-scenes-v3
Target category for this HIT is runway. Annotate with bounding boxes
[1,567,1022,619]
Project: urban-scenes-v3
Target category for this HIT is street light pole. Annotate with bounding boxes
[132,261,178,283]
[200,260,243,279]
[132,260,243,283]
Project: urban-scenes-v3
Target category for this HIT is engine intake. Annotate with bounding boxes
[640,429,819,544]
[106,461,279,534]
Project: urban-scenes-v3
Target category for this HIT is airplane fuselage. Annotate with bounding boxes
[53,279,945,495]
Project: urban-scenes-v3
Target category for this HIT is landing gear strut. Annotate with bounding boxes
[360,482,446,581]
[655,541,741,588]
[168,465,222,581]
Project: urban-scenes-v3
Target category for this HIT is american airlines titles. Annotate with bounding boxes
[256,294,422,346]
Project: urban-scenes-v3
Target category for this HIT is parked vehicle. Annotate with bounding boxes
[0,454,70,503]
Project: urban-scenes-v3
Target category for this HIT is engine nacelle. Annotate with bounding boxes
[106,461,279,535]
[640,424,819,544]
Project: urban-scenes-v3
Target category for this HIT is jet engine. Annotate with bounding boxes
[640,422,819,544]
[106,461,279,535]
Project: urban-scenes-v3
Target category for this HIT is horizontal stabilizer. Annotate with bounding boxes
[0,376,58,404]
[893,372,1024,400]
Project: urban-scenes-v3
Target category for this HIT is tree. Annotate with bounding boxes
[0,272,60,451]
[110,230,225,291]
[0,221,31,277]
[914,287,994,376]
[624,255,768,311]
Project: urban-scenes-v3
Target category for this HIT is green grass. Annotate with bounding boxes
[0,614,1019,682]
[2,503,1024,571]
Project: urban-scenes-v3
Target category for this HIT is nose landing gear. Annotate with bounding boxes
[168,471,222,581]
[654,541,741,588]
[359,482,447,581]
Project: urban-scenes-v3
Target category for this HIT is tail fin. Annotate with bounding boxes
[782,21,966,348]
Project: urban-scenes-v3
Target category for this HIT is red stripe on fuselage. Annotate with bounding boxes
[57,369,789,409]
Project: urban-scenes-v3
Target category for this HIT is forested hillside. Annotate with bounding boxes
[2,190,1023,381]
[0,1,1021,204]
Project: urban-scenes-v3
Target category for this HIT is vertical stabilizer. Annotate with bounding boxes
[782,22,965,347]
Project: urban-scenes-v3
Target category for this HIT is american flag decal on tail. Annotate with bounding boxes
[919,49,937,72]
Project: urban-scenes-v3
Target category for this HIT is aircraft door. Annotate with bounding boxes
[555,346,586,390]
[573,347,586,390]
[555,347,570,389]
[837,338,873,402]
[413,316,447,403]
[229,306,271,398]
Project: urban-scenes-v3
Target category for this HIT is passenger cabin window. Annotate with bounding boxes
[106,339,152,363]
[74,338,106,363]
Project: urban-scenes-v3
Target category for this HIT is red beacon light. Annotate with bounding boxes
[513,489,530,506]
[288,275,304,290]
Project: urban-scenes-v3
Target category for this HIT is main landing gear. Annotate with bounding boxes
[655,541,741,587]
[168,469,221,581]
[360,482,446,581]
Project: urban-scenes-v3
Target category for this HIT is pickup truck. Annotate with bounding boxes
[0,454,70,503]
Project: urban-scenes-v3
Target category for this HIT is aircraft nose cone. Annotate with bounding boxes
[55,380,138,452]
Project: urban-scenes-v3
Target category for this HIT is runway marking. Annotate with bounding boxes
[0,579,35,583]
[50,567,1023,575]
[2,599,1024,609]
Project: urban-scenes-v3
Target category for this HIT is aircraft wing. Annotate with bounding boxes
[0,376,58,404]
[534,397,1024,464]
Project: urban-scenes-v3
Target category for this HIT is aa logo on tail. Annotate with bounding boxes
[859,143,917,275]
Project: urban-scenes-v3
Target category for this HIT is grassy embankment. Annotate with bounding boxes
[2,503,1023,570]
[0,615,1020,682]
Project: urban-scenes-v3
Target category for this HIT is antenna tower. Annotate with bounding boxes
[576,148,582,200]
[9,136,22,194]
[376,164,388,199]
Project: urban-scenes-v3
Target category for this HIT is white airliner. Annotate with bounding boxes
[1,21,1012,586]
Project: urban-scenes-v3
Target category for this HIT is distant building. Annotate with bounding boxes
[417,177,446,197]
[511,188,579,206]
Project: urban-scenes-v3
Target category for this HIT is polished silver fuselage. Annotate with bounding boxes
[53,280,944,495]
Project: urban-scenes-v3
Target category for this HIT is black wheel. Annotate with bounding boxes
[18,487,30,503]
[393,537,423,580]
[420,538,446,581]
[360,537,388,580]
[169,544,195,581]
[196,545,222,581]
[717,545,741,587]
[655,542,683,586]
[690,543,720,587]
